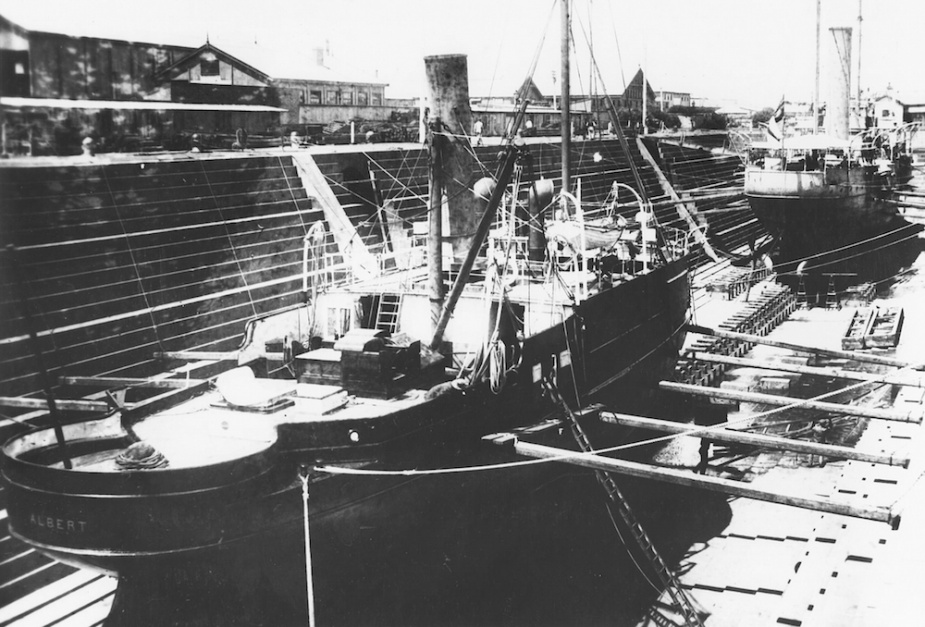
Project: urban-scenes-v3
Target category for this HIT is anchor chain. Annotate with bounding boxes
[542,378,706,627]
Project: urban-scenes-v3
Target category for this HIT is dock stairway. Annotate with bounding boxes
[542,380,707,627]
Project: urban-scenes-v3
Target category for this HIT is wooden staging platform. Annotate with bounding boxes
[641,302,925,626]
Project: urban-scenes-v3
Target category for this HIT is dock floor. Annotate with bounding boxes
[644,274,925,625]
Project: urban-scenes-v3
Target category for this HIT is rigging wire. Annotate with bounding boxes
[197,161,259,317]
[99,165,167,353]
[773,222,923,277]
[606,0,628,91]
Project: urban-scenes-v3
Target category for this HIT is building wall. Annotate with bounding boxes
[25,31,191,100]
[297,104,394,125]
[169,55,268,87]
[0,17,30,96]
[658,90,691,110]
[274,78,385,107]
[873,96,904,129]
[274,78,389,126]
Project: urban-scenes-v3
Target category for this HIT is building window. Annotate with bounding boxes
[310,90,322,105]
[357,91,368,106]
[882,109,891,117]
[341,90,352,105]
[201,59,220,76]
[325,90,337,105]
[14,62,25,75]
[371,92,382,106]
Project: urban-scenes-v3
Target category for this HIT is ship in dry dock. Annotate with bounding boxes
[744,20,922,263]
[0,6,704,624]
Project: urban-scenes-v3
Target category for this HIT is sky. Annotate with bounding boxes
[1,0,922,109]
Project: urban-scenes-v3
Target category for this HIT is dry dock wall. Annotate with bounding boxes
[0,154,322,400]
[655,141,761,256]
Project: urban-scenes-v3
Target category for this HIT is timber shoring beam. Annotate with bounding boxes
[60,376,207,389]
[154,351,283,363]
[686,324,923,370]
[0,360,223,431]
[659,381,923,424]
[0,397,113,413]
[689,352,925,389]
[489,437,898,527]
[599,411,909,468]
[154,351,243,361]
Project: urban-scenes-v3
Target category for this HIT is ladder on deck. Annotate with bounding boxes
[543,380,706,627]
[375,293,402,333]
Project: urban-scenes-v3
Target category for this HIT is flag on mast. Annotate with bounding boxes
[766,97,785,141]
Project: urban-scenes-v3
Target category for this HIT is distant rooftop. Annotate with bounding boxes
[0,9,386,86]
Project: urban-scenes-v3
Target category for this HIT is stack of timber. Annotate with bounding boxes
[675,281,797,388]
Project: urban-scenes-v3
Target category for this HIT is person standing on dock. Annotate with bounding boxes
[697,438,711,474]
[473,117,484,146]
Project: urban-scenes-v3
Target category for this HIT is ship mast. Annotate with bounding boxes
[561,0,571,196]
[814,0,821,133]
[856,0,863,105]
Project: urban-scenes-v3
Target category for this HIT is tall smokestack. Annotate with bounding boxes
[823,27,852,140]
[424,54,480,257]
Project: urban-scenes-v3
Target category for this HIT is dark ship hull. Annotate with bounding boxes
[745,157,917,263]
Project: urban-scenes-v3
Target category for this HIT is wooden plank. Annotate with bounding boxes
[0,397,111,412]
[659,381,923,424]
[3,576,116,627]
[153,351,241,361]
[600,411,910,467]
[47,596,116,627]
[489,437,899,525]
[0,570,102,625]
[59,376,206,389]
[0,360,220,431]
[0,562,76,610]
[689,351,925,388]
[687,323,923,370]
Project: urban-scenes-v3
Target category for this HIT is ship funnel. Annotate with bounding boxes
[424,54,480,258]
[822,27,852,140]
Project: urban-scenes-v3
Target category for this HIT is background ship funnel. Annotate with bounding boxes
[822,26,852,140]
